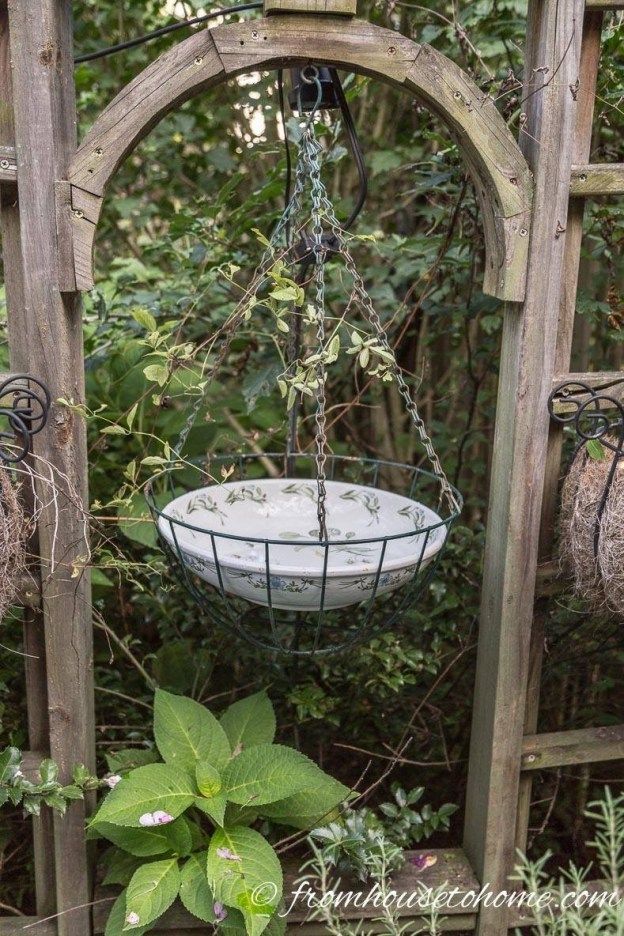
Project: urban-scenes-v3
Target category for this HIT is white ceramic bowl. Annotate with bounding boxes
[157,478,447,611]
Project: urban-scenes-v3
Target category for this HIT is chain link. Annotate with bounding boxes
[175,94,458,520]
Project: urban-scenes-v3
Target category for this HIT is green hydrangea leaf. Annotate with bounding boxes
[219,691,276,752]
[123,857,180,931]
[104,890,149,936]
[261,772,350,830]
[93,764,195,827]
[207,827,282,936]
[102,850,146,887]
[222,744,329,807]
[94,816,191,857]
[196,762,222,798]
[179,852,216,923]
[195,792,228,826]
[154,690,230,772]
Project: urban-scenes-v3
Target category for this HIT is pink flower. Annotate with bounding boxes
[139,810,174,827]
[410,853,438,871]
[104,774,122,789]
[216,847,241,861]
[213,902,228,922]
[125,911,141,926]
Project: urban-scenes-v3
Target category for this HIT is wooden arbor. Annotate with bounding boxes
[0,1,623,934]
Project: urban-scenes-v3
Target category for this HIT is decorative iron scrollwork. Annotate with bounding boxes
[0,374,51,464]
[548,378,624,555]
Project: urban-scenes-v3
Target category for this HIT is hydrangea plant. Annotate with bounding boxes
[91,689,350,935]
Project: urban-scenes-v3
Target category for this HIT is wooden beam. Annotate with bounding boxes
[462,1,585,934]
[0,920,57,935]
[550,370,624,413]
[0,143,16,181]
[94,849,481,933]
[7,2,96,934]
[571,163,624,196]
[265,0,357,14]
[586,0,624,8]
[0,2,56,919]
[517,2,605,866]
[522,725,624,770]
[66,17,532,301]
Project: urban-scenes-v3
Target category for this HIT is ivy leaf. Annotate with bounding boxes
[92,764,195,827]
[261,772,350,829]
[154,690,231,773]
[222,744,323,807]
[132,309,157,332]
[143,363,169,386]
[586,438,606,460]
[104,890,149,936]
[219,691,276,752]
[0,747,21,783]
[123,857,180,931]
[179,852,217,923]
[207,827,282,936]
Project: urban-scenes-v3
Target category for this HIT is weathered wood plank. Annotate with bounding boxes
[586,0,624,7]
[462,1,585,934]
[571,163,624,196]
[7,2,96,934]
[0,2,56,918]
[522,725,624,770]
[519,0,603,880]
[94,849,480,933]
[0,143,16,182]
[67,17,532,300]
[0,920,57,935]
[550,370,624,413]
[265,0,356,14]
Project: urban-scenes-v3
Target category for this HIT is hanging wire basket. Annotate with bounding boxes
[146,453,461,656]
[145,69,463,656]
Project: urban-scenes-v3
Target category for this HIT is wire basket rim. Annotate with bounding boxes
[145,452,463,553]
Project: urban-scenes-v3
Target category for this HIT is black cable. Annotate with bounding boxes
[277,69,293,244]
[328,68,368,231]
[74,2,263,64]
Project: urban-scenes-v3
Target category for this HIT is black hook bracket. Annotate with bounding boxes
[548,378,624,555]
[0,374,52,464]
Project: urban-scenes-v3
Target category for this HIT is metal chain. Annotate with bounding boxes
[174,138,310,458]
[303,126,329,541]
[299,132,460,515]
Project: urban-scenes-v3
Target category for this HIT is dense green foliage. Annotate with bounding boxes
[0,0,623,918]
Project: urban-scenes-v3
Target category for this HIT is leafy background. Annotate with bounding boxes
[0,0,623,915]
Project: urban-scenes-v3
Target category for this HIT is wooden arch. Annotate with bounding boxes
[62,16,533,300]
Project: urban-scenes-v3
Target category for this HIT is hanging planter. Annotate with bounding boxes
[146,69,462,655]
[549,379,624,616]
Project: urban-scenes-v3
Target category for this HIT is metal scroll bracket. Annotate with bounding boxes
[0,374,52,464]
[548,378,624,557]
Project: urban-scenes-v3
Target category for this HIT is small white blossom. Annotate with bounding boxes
[216,847,241,861]
[125,911,141,926]
[139,810,174,827]
[104,774,122,789]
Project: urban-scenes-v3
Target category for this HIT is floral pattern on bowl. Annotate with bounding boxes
[158,478,446,611]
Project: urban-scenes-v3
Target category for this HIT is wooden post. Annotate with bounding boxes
[515,8,605,856]
[462,1,584,933]
[6,1,95,932]
[0,0,56,917]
